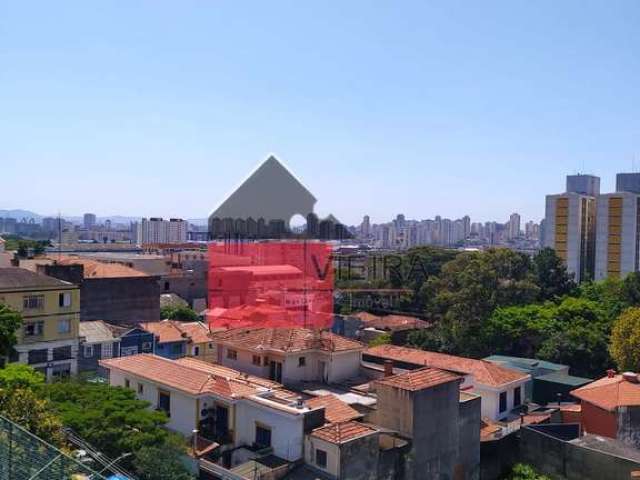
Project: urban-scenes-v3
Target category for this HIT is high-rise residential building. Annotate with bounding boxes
[360,215,370,238]
[135,217,188,245]
[544,174,599,282]
[508,213,521,240]
[594,173,640,280]
[83,213,97,230]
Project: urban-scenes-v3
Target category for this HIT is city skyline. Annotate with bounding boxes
[2,1,639,224]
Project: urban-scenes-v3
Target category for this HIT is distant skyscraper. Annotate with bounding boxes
[508,213,521,240]
[360,215,371,238]
[544,174,599,282]
[83,213,96,230]
[595,173,640,280]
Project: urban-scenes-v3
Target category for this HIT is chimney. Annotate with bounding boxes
[607,369,616,378]
[623,372,639,383]
[384,360,394,378]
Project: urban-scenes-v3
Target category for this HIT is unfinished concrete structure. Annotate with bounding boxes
[372,367,481,480]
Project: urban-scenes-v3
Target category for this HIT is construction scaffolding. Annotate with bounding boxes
[0,414,108,480]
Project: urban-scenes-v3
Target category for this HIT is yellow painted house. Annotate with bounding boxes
[0,267,81,381]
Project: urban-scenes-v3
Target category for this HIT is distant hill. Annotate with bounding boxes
[0,209,42,221]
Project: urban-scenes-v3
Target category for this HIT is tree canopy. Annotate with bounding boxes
[610,307,640,372]
[0,303,22,361]
[160,305,199,322]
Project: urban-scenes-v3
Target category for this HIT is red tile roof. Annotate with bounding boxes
[376,367,462,392]
[353,312,430,332]
[175,357,281,389]
[571,374,640,412]
[175,322,212,344]
[306,395,363,424]
[365,345,528,388]
[310,421,377,444]
[52,257,148,278]
[211,327,365,353]
[100,354,258,399]
[139,320,187,344]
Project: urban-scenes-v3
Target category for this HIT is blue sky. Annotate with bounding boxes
[1,1,638,225]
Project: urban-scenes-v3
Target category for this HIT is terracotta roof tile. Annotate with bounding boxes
[211,327,364,353]
[365,345,528,388]
[571,374,640,412]
[52,256,148,278]
[175,322,211,344]
[174,357,280,389]
[376,367,462,392]
[310,421,377,444]
[139,320,187,344]
[100,354,258,399]
[353,312,430,332]
[306,395,362,423]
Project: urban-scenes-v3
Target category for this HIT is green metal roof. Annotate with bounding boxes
[534,371,592,386]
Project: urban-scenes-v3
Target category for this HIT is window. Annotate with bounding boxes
[158,391,171,417]
[83,345,94,358]
[28,349,48,365]
[24,321,44,337]
[51,363,71,380]
[298,356,306,367]
[255,425,271,448]
[58,292,72,308]
[121,346,138,356]
[227,349,237,360]
[125,378,131,388]
[499,391,507,413]
[138,383,144,395]
[57,319,71,334]
[193,346,200,356]
[141,341,153,352]
[102,343,113,359]
[315,449,327,468]
[514,386,522,407]
[53,346,72,361]
[252,355,261,366]
[23,295,44,310]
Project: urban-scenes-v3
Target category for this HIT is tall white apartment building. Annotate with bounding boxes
[135,217,188,245]
[543,175,599,282]
[594,173,640,280]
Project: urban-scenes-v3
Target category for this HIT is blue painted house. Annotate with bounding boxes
[119,327,155,356]
[139,320,188,359]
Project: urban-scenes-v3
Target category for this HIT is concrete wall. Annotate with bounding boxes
[305,435,340,477]
[80,277,160,325]
[340,433,379,480]
[457,395,481,480]
[617,406,640,449]
[520,425,640,480]
[234,400,304,461]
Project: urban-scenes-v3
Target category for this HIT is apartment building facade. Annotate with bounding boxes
[0,268,81,380]
[543,174,599,282]
[594,173,640,280]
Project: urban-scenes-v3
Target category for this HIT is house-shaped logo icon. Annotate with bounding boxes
[208,155,349,240]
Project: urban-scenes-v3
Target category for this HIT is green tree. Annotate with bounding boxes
[161,305,199,322]
[0,364,63,445]
[133,435,194,480]
[533,248,575,301]
[426,248,539,355]
[482,304,555,358]
[506,463,550,480]
[0,303,22,362]
[610,307,640,372]
[368,332,392,347]
[42,380,191,477]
